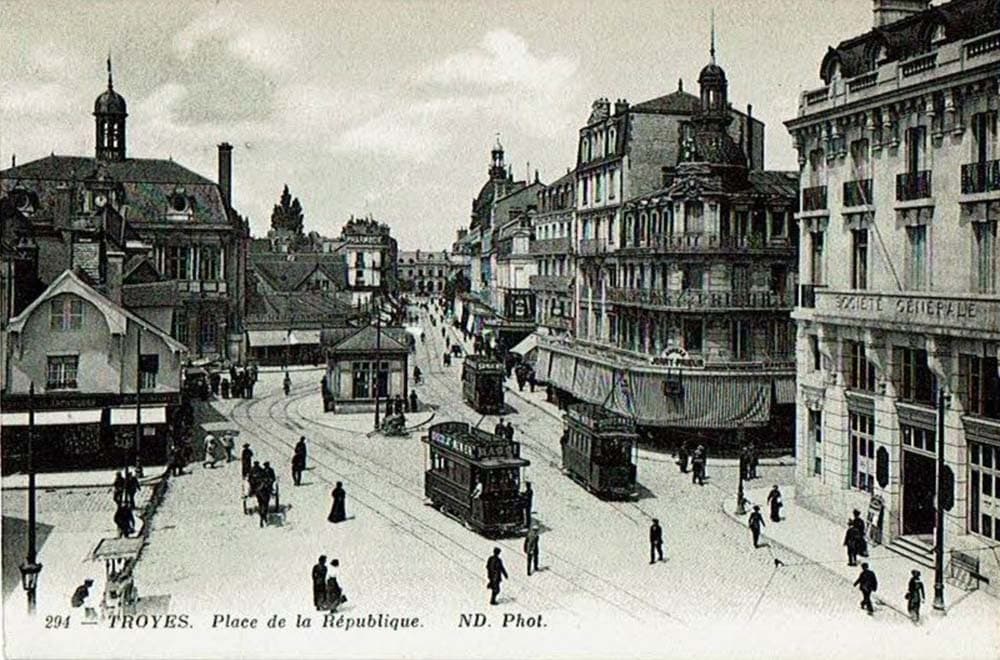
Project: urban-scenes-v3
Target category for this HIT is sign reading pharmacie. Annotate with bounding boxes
[815,290,1000,334]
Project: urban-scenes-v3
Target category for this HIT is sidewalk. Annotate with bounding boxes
[2,465,167,491]
[722,484,1000,627]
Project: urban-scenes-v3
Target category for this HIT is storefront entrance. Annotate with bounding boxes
[902,449,936,535]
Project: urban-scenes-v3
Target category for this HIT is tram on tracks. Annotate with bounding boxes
[461,354,505,414]
[422,421,530,537]
[561,402,639,499]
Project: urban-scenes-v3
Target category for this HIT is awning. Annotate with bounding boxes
[549,352,577,391]
[573,359,615,403]
[774,377,797,405]
[247,330,291,347]
[510,334,538,358]
[0,409,103,427]
[290,329,321,345]
[535,348,553,382]
[110,406,167,426]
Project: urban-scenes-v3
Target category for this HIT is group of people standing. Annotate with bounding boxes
[241,443,278,528]
[493,418,515,442]
[223,363,258,400]
[311,555,347,612]
[676,442,708,486]
[112,469,142,538]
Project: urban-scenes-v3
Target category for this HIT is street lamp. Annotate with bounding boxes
[373,293,382,432]
[933,386,949,611]
[20,382,43,615]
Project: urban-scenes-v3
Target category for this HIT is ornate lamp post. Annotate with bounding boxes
[19,382,43,615]
[373,294,382,432]
[933,386,949,611]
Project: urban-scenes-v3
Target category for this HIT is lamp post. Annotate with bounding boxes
[373,294,382,432]
[19,382,43,615]
[933,386,948,611]
[134,324,144,478]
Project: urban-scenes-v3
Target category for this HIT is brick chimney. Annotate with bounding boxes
[218,142,233,209]
[614,98,629,115]
[106,248,124,306]
[873,0,931,27]
[746,104,754,170]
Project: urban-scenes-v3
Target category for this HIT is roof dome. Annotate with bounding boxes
[94,87,127,115]
[698,63,727,85]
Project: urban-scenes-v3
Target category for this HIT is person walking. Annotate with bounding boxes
[325,559,346,611]
[524,525,540,576]
[283,371,292,396]
[328,482,347,523]
[486,547,508,605]
[409,389,418,413]
[844,522,862,566]
[528,368,536,393]
[312,556,328,611]
[853,562,878,615]
[113,471,125,506]
[114,502,135,538]
[505,421,515,442]
[292,450,305,487]
[522,482,534,528]
[677,441,690,474]
[767,485,783,522]
[255,473,273,528]
[906,570,925,623]
[223,434,235,463]
[851,509,869,557]
[241,444,253,480]
[649,518,664,564]
[124,469,140,509]
[203,433,218,469]
[747,441,759,480]
[691,445,706,486]
[748,505,766,548]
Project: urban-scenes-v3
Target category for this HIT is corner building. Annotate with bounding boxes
[786,0,1000,593]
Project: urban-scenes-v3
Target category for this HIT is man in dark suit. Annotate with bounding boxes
[241,444,253,480]
[312,556,328,610]
[486,547,508,605]
[523,525,540,576]
[853,562,878,615]
[649,518,664,564]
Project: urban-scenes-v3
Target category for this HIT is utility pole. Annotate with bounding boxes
[933,386,948,611]
[135,324,143,477]
[373,294,382,431]
[20,382,43,615]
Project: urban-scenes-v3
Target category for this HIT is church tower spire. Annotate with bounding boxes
[489,133,506,181]
[94,55,128,162]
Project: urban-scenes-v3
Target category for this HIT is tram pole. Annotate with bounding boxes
[933,386,947,611]
[373,295,381,432]
[736,427,747,515]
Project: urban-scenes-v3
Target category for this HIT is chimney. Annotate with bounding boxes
[218,142,233,209]
[106,249,124,306]
[873,0,931,27]
[746,104,754,170]
[614,98,629,115]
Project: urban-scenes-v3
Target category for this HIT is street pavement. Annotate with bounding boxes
[9,302,994,659]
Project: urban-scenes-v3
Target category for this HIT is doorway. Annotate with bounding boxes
[902,449,936,535]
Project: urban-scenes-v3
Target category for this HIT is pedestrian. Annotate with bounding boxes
[328,481,347,523]
[691,445,706,485]
[124,469,140,509]
[203,433,217,469]
[748,505,765,548]
[221,377,230,399]
[292,451,305,487]
[853,562,878,615]
[295,436,307,471]
[649,518,664,564]
[394,395,404,416]
[312,555,328,611]
[677,442,690,474]
[71,579,97,622]
[528,368,536,393]
[113,471,125,506]
[486,547,508,606]
[264,461,277,487]
[524,525,540,576]
[223,434,235,463]
[409,389,418,413]
[767,485,783,522]
[739,444,750,481]
[385,396,394,419]
[246,373,255,399]
[326,559,346,611]
[851,509,869,557]
[505,421,515,441]
[844,522,862,566]
[114,502,135,538]
[283,371,292,396]
[748,441,759,480]
[494,418,505,439]
[168,444,183,476]
[906,570,925,623]
[522,481,534,527]
[515,367,526,392]
[241,443,253,480]
[255,476,272,528]
[249,460,264,498]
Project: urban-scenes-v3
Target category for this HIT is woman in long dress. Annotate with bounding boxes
[325,559,345,611]
[328,482,346,523]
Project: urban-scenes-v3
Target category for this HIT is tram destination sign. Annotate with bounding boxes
[567,408,635,433]
[429,429,516,460]
[815,290,1000,334]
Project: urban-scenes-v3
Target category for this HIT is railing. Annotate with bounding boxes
[843,179,873,207]
[966,31,1000,58]
[579,239,609,256]
[900,52,937,77]
[798,283,828,309]
[847,72,878,92]
[805,87,829,105]
[607,287,794,310]
[529,237,572,255]
[961,160,1000,194]
[528,274,573,291]
[896,170,933,201]
[179,280,228,294]
[802,186,828,211]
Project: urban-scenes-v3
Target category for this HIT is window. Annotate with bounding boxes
[971,112,997,164]
[809,410,823,476]
[850,138,870,180]
[905,126,927,173]
[906,225,928,291]
[166,246,189,280]
[851,229,869,289]
[850,411,875,493]
[894,346,937,405]
[974,222,997,294]
[901,425,936,454]
[970,441,1000,541]
[352,361,371,399]
[681,266,705,291]
[960,354,1000,419]
[595,173,603,202]
[847,340,877,392]
[172,309,188,344]
[683,319,703,353]
[810,231,825,285]
[810,335,821,371]
[771,211,786,238]
[808,149,824,187]
[608,169,616,200]
[47,355,79,390]
[770,264,788,297]
[199,246,219,281]
[199,317,218,350]
[684,201,704,234]
[50,298,83,331]
[140,354,159,390]
[730,320,752,360]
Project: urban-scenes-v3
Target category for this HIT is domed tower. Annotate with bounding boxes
[94,57,127,162]
[697,16,730,124]
[489,135,506,181]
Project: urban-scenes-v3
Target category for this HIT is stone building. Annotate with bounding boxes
[786,0,1000,592]
[397,249,452,296]
[338,215,399,308]
[530,171,576,337]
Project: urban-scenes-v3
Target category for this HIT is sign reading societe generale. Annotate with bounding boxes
[815,291,999,333]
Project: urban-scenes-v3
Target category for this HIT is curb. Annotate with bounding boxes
[1,469,169,493]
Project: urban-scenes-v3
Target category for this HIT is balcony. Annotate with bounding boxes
[899,52,937,78]
[578,239,609,256]
[178,280,228,296]
[843,179,873,207]
[804,87,829,106]
[798,283,828,309]
[529,237,572,255]
[541,315,573,331]
[896,170,932,201]
[802,186,828,212]
[607,287,794,310]
[961,160,1000,195]
[617,233,793,255]
[528,274,573,292]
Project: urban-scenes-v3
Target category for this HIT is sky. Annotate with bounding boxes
[0,1,873,250]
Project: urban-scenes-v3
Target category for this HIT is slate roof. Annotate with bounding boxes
[2,155,214,185]
[250,258,346,293]
[245,289,361,325]
[122,280,178,308]
[123,255,161,284]
[324,325,410,354]
[631,90,702,115]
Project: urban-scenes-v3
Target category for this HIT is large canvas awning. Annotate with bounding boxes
[246,330,290,347]
[510,334,538,359]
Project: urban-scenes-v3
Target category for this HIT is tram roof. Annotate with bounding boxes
[426,421,508,446]
[565,402,637,434]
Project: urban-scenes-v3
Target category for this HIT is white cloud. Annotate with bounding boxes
[172,5,295,74]
[0,81,80,116]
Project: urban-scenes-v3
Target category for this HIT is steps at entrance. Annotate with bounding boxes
[887,536,936,570]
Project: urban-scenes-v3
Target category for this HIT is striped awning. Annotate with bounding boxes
[549,352,576,391]
[573,359,615,403]
[774,377,797,405]
[535,348,553,382]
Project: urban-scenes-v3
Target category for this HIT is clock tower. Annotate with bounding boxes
[94,57,128,162]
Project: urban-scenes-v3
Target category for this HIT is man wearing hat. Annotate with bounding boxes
[523,525,540,576]
[748,505,765,548]
[649,518,664,564]
[241,443,253,480]
[853,562,878,615]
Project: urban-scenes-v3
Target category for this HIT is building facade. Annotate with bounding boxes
[397,249,452,296]
[530,171,576,337]
[338,215,399,308]
[786,0,1000,592]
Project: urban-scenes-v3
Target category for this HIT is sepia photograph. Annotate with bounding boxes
[1,0,999,658]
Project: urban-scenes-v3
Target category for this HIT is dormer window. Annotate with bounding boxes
[170,189,189,213]
[869,45,885,70]
[12,189,31,212]
[930,23,946,46]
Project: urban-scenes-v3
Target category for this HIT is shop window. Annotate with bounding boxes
[852,229,869,290]
[970,441,1000,541]
[850,411,875,492]
[809,409,822,475]
[47,355,79,390]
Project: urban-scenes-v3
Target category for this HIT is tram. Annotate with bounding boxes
[561,403,639,499]
[461,354,505,414]
[422,421,530,537]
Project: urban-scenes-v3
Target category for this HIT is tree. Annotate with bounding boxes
[270,184,305,237]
